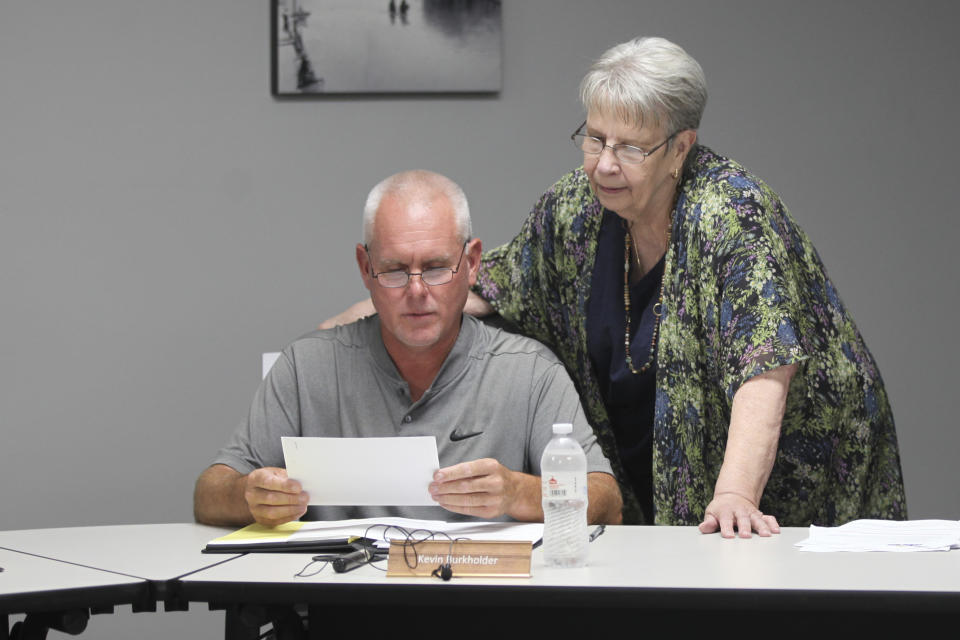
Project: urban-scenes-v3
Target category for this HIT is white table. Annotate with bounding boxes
[0,523,234,639]
[4,524,960,638]
[180,526,960,636]
[1,549,145,638]
[0,523,236,585]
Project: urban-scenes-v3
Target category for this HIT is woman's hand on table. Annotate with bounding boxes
[699,491,780,538]
[698,364,796,538]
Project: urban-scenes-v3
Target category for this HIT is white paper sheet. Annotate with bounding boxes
[795,519,960,552]
[262,352,281,379]
[287,517,545,549]
[281,436,440,505]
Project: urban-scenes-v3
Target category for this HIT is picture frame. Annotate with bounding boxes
[271,0,502,96]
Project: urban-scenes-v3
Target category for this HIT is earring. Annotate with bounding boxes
[671,167,680,179]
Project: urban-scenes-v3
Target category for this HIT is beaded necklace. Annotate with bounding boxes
[622,220,670,375]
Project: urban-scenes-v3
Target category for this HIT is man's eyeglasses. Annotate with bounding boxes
[366,241,468,288]
[571,120,675,165]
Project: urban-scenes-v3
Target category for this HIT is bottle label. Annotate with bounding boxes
[542,472,586,499]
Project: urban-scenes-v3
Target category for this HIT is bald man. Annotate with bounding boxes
[194,170,622,527]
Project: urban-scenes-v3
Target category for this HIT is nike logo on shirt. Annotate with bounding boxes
[449,428,484,442]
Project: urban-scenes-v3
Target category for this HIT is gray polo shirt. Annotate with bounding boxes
[214,314,612,521]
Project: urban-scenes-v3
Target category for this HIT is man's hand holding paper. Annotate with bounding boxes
[429,458,541,521]
[244,468,309,528]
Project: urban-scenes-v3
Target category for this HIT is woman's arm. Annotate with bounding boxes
[464,290,495,317]
[318,292,494,330]
[698,363,797,537]
[318,298,375,330]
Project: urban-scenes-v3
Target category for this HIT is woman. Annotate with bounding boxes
[466,37,905,533]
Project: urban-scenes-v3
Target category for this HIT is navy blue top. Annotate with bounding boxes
[586,211,663,525]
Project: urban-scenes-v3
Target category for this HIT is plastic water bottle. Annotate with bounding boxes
[540,422,589,567]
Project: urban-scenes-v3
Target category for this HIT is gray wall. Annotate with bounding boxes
[2,0,958,634]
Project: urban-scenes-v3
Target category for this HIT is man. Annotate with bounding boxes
[194,170,622,527]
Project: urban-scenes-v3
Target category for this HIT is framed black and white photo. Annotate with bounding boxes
[272,0,502,95]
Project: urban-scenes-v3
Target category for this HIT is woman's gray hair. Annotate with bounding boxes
[362,170,472,246]
[580,36,707,135]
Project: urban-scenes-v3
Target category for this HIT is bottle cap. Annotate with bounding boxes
[552,423,573,435]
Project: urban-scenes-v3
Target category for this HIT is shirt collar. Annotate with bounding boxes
[365,313,477,395]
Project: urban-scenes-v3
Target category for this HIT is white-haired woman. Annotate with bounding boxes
[469,37,905,533]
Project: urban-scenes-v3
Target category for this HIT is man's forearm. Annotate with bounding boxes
[507,471,622,524]
[504,470,545,522]
[587,472,623,524]
[193,464,255,527]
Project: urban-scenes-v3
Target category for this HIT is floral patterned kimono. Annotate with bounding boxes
[475,145,906,525]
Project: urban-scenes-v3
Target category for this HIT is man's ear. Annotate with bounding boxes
[356,243,373,292]
[465,238,482,287]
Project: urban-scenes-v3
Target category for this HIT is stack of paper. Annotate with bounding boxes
[795,519,960,552]
[286,518,544,549]
[205,517,544,552]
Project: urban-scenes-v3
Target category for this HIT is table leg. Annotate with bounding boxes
[223,604,306,640]
[10,609,89,640]
[223,605,259,640]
